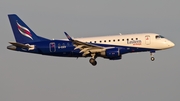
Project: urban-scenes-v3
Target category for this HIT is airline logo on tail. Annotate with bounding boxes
[17,22,33,40]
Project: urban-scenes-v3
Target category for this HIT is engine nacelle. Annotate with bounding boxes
[100,48,122,59]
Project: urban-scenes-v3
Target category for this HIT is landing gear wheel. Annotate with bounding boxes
[151,57,155,61]
[89,58,97,66]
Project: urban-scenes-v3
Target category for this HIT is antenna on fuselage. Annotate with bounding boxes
[119,33,122,35]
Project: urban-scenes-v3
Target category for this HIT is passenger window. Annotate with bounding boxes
[131,38,133,40]
[127,39,129,41]
[94,41,96,43]
[58,43,61,48]
[109,40,111,42]
[118,39,120,41]
[136,38,138,40]
[122,39,124,41]
[113,39,115,42]
[100,41,102,43]
[104,40,106,42]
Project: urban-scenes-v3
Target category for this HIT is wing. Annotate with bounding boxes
[64,32,106,56]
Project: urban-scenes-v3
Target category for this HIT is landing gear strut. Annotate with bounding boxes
[150,51,155,61]
[89,53,97,66]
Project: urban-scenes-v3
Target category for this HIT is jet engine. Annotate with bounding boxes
[100,48,122,60]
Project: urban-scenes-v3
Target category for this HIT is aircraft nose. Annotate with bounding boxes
[168,41,175,48]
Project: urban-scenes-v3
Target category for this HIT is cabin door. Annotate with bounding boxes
[145,35,151,45]
[49,42,56,52]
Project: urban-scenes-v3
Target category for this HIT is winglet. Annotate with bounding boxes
[64,32,73,41]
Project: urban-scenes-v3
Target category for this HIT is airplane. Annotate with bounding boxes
[7,14,175,66]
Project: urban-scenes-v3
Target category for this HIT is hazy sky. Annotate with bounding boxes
[0,0,180,101]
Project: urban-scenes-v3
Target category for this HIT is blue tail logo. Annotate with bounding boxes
[17,21,33,40]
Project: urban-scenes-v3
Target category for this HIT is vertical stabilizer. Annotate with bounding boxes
[8,14,49,43]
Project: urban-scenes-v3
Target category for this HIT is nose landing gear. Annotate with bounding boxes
[151,57,155,61]
[150,51,155,61]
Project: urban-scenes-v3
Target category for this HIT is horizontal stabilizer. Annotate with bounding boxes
[9,42,32,48]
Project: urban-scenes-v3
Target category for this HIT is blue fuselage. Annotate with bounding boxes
[14,40,156,59]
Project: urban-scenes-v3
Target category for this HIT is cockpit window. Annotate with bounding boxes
[155,35,165,39]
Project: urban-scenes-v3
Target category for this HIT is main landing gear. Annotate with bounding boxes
[150,51,155,61]
[89,58,97,66]
[89,53,97,66]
